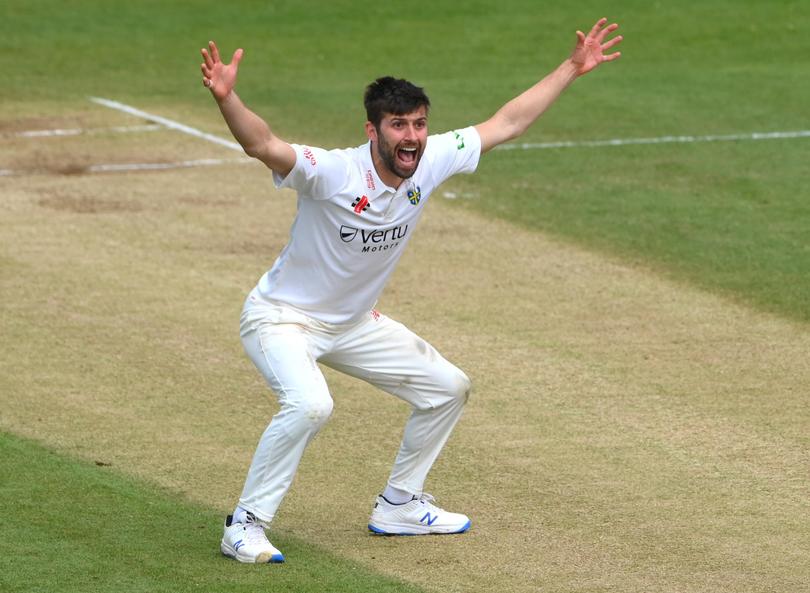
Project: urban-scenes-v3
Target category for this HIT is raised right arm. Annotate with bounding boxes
[201,41,296,177]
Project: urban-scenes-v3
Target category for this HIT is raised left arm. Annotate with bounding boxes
[475,18,622,154]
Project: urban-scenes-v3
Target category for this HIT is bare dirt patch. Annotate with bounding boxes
[0,113,230,178]
[38,194,144,214]
[0,114,91,134]
[2,130,809,593]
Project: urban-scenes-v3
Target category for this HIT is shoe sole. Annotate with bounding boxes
[221,541,285,563]
[367,519,471,536]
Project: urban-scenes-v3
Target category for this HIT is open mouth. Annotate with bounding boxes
[397,146,418,167]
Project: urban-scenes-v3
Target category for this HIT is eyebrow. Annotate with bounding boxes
[390,116,427,123]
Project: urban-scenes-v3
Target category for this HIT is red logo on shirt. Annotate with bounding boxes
[303,147,317,166]
[352,195,370,214]
[365,170,376,191]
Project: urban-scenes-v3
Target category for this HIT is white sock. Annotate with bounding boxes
[381,485,414,505]
[232,505,249,524]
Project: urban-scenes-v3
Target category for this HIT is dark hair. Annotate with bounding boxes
[364,76,431,128]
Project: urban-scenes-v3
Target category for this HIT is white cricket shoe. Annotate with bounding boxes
[220,513,284,563]
[368,493,471,535]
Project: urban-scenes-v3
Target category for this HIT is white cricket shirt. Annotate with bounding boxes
[251,126,481,324]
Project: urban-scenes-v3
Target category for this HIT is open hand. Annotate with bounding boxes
[570,18,622,76]
[200,41,243,102]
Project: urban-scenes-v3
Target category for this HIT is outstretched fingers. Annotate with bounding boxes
[208,40,221,63]
[199,41,245,94]
[601,34,623,52]
[200,49,212,88]
[588,17,608,39]
[572,18,623,75]
[596,22,619,44]
[589,18,622,62]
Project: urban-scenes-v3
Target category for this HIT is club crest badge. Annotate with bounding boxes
[407,185,421,206]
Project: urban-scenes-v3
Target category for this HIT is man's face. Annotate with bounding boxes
[367,107,428,181]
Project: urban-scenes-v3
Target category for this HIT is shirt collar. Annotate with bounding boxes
[360,141,398,197]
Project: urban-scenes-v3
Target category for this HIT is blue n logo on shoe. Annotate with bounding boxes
[234,539,245,551]
[419,512,438,526]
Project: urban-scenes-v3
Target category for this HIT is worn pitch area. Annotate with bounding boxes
[2,111,809,593]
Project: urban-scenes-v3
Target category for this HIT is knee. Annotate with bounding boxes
[303,397,334,426]
[436,367,471,408]
[285,396,334,429]
[452,370,472,404]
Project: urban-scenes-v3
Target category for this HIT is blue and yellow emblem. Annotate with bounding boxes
[407,185,421,206]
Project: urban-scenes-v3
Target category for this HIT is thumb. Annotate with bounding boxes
[231,48,244,66]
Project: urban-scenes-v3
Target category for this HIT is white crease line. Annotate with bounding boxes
[88,157,252,172]
[88,97,809,154]
[8,124,164,138]
[497,130,810,151]
[90,96,244,152]
[0,157,254,177]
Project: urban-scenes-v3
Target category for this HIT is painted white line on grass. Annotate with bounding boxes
[497,130,810,151]
[9,124,164,139]
[89,96,809,155]
[0,157,254,177]
[89,96,244,152]
[88,157,253,173]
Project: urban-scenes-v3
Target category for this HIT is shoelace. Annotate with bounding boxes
[416,493,443,510]
[242,522,270,545]
[242,514,271,545]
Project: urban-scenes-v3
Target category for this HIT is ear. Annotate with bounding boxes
[365,121,378,143]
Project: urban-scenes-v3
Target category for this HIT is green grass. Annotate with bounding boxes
[2,1,810,592]
[457,137,810,321]
[3,0,807,321]
[0,432,424,593]
[448,0,810,322]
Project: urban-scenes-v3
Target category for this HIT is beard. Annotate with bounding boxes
[374,127,423,180]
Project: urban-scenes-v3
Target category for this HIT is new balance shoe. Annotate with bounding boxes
[221,513,284,563]
[368,493,471,535]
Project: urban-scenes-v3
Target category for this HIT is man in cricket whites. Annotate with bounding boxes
[201,18,622,563]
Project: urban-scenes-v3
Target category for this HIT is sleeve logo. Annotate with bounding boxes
[453,131,465,150]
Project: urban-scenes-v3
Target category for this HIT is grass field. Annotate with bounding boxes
[2,1,809,592]
[0,432,425,593]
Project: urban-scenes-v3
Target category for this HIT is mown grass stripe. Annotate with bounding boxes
[0,432,425,593]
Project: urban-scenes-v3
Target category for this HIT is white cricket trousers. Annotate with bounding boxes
[237,296,471,525]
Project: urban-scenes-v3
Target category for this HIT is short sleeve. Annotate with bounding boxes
[273,144,350,200]
[424,126,482,186]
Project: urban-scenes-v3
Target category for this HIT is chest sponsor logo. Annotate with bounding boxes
[339,224,409,253]
[352,195,370,214]
[340,225,359,242]
[365,170,376,191]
